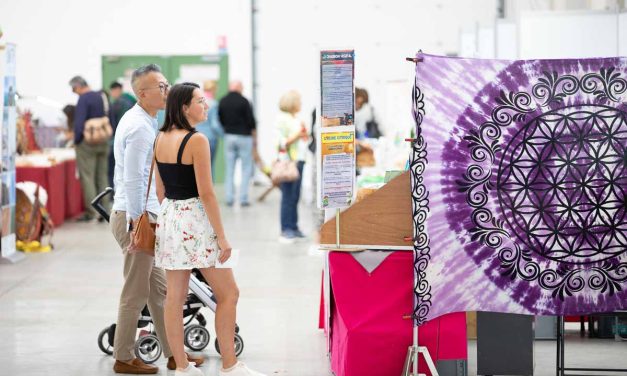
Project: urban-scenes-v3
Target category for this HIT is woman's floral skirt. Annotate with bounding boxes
[155,197,218,270]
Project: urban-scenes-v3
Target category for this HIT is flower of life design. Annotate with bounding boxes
[497,105,627,264]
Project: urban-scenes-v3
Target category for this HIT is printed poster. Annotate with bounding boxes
[320,131,355,209]
[320,50,354,127]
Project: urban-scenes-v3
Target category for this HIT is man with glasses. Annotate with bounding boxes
[109,64,203,374]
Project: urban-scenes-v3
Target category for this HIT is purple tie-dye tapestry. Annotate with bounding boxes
[410,53,627,324]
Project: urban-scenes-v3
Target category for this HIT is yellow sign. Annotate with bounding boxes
[321,132,355,144]
[319,130,355,208]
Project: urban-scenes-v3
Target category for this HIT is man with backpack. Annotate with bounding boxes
[69,75,112,222]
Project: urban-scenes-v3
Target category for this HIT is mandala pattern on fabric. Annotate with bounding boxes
[452,66,627,300]
[497,105,627,265]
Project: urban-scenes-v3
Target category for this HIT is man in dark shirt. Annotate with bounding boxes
[218,81,256,206]
[108,81,136,187]
[109,81,136,130]
[69,75,110,221]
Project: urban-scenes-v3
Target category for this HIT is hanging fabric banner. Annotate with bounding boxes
[410,53,627,324]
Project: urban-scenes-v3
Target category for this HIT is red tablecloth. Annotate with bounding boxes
[16,163,66,226]
[64,159,84,219]
[325,251,467,376]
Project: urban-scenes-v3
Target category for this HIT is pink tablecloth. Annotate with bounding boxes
[326,251,467,376]
[64,159,84,219]
[16,159,85,226]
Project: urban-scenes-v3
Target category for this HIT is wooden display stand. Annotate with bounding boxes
[319,171,413,250]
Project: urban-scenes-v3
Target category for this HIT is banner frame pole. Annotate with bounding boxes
[403,51,438,376]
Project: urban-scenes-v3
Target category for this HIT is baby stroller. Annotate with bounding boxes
[92,188,244,364]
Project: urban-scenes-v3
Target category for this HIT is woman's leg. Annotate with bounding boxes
[164,269,192,370]
[224,135,237,205]
[198,267,239,369]
[279,180,293,232]
[291,161,305,231]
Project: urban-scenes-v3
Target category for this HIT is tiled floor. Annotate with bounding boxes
[1,185,627,376]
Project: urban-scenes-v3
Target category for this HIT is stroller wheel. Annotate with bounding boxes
[134,334,162,364]
[98,326,114,355]
[184,324,210,351]
[215,333,244,357]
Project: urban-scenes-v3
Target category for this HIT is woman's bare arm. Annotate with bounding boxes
[154,133,165,204]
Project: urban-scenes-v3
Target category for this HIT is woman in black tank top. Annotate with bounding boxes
[153,83,265,376]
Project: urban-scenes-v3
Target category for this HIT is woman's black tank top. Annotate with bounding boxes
[156,131,199,200]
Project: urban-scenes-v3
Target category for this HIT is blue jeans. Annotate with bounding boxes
[224,134,254,204]
[280,161,305,232]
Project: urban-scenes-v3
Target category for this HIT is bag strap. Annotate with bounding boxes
[144,133,160,212]
[277,146,293,162]
[144,157,155,212]
[100,91,110,114]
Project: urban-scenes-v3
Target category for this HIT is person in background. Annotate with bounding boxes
[275,90,308,244]
[61,105,75,147]
[108,81,137,187]
[354,87,381,139]
[110,82,137,124]
[69,75,110,221]
[218,81,256,207]
[195,80,223,181]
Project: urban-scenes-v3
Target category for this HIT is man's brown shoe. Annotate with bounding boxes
[167,353,205,370]
[113,358,158,374]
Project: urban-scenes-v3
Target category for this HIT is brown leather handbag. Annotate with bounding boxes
[131,156,157,256]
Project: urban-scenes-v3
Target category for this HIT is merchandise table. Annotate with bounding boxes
[16,150,85,227]
[16,163,66,226]
[322,250,467,376]
[63,159,84,219]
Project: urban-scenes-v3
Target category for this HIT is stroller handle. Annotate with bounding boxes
[91,187,114,223]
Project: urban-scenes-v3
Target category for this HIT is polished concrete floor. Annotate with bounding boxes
[1,186,627,376]
[0,186,330,376]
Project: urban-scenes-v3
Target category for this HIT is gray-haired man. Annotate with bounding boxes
[109,64,203,374]
[69,75,110,221]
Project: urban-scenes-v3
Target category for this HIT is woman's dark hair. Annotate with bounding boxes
[160,82,200,132]
[62,104,76,131]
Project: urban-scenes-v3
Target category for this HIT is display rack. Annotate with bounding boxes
[1,42,23,264]
[557,314,627,376]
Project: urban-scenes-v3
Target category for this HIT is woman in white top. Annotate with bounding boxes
[275,90,308,243]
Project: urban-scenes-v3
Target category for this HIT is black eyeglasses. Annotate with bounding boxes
[141,82,170,93]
